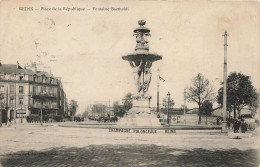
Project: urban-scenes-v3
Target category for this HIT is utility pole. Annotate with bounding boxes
[167,92,171,125]
[184,88,186,125]
[157,69,160,113]
[222,30,228,133]
[41,100,43,125]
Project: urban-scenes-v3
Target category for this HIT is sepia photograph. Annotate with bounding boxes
[0,0,260,166]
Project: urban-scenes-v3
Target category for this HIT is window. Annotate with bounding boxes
[19,86,24,94]
[10,96,14,105]
[19,97,23,105]
[10,85,14,93]
[50,79,53,84]
[33,76,37,82]
[33,86,37,95]
[0,85,4,92]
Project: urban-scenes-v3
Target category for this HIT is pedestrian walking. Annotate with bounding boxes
[240,117,247,133]
[241,121,247,133]
[216,117,220,125]
[233,119,241,133]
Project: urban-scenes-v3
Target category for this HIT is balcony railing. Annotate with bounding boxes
[31,92,57,100]
[29,104,58,109]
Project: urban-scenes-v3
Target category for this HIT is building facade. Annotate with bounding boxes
[0,62,68,124]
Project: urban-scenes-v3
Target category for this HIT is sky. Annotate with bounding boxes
[0,0,259,113]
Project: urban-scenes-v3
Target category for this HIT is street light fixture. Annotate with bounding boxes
[167,91,171,125]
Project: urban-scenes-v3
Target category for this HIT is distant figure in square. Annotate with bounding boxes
[233,119,241,133]
[240,117,247,133]
[216,117,220,125]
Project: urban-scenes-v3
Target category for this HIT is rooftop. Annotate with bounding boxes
[0,63,52,77]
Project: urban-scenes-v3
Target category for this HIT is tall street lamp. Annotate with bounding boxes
[167,91,171,125]
[157,69,165,114]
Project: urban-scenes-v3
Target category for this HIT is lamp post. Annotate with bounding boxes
[40,108,43,125]
[157,69,160,114]
[40,101,43,125]
[222,30,228,133]
[184,88,186,125]
[20,105,23,123]
[157,69,165,118]
[167,92,170,125]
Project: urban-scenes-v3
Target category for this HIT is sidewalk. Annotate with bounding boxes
[57,121,222,130]
[2,121,258,137]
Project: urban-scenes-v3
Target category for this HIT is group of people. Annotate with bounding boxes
[217,116,248,133]
[229,117,248,133]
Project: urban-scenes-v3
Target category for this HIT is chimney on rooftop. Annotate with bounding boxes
[17,61,19,69]
[32,62,37,72]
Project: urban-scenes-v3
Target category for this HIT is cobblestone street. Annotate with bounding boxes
[0,124,259,166]
[1,145,259,167]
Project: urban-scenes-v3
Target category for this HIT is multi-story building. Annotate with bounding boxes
[0,61,68,124]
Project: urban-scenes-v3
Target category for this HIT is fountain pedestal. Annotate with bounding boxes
[132,95,151,108]
[117,95,161,127]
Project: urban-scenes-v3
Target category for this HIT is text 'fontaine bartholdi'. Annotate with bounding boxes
[92,7,129,11]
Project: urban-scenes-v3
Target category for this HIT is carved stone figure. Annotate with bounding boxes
[143,66,152,93]
[130,60,142,93]
[130,59,153,95]
[122,20,162,96]
[134,31,150,49]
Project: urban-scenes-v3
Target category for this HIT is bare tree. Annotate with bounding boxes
[186,73,215,124]
[200,100,213,125]
[69,100,78,117]
[162,97,175,109]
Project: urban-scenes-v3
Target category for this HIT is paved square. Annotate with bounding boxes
[0,124,259,166]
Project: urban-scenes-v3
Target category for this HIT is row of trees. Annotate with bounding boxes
[68,99,79,117]
[217,73,259,119]
[79,93,133,119]
[185,72,259,124]
[0,93,78,122]
[0,92,79,116]
[186,73,216,124]
[77,72,259,125]
[113,92,133,117]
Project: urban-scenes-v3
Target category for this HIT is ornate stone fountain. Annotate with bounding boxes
[117,20,162,127]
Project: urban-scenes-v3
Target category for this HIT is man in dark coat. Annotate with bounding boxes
[233,119,241,133]
[240,118,247,133]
